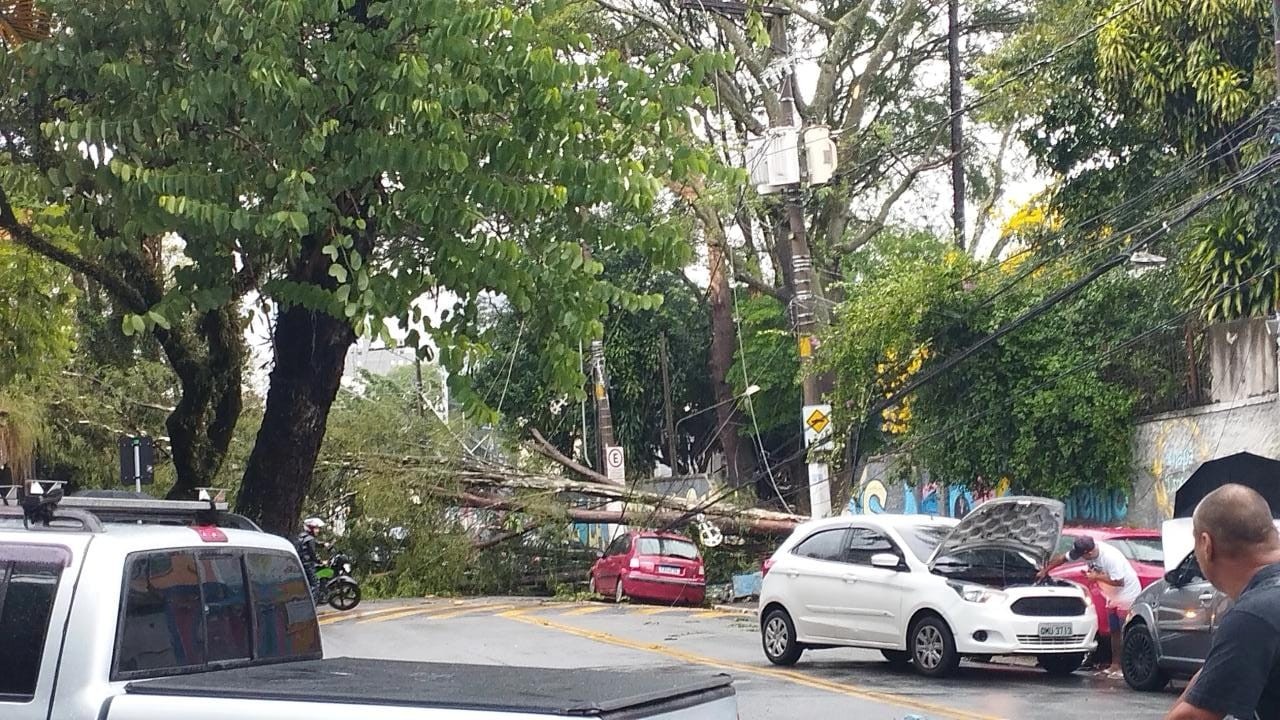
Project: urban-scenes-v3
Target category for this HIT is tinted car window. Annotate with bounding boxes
[201,553,251,663]
[116,551,205,675]
[932,547,1039,588]
[605,535,630,557]
[1174,552,1205,584]
[845,528,900,566]
[793,528,848,562]
[0,550,65,700]
[635,538,699,560]
[116,550,321,679]
[1115,538,1163,565]
[246,552,322,661]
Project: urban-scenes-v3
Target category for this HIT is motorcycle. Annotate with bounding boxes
[315,551,362,611]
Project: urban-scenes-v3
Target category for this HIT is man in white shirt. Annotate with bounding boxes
[1039,535,1141,677]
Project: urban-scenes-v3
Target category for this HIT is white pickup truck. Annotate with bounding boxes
[0,486,737,720]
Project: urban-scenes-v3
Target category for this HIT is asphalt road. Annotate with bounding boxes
[321,598,1180,720]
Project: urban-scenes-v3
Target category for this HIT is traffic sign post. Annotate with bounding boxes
[118,435,155,492]
[801,404,834,518]
[802,403,834,451]
[605,445,626,484]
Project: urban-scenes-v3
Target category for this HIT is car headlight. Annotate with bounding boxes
[947,582,1005,604]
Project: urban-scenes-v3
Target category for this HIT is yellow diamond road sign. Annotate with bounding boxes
[802,403,834,450]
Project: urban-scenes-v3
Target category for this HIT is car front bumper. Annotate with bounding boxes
[952,612,1097,655]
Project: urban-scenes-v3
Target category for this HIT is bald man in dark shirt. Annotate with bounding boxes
[1165,484,1280,720]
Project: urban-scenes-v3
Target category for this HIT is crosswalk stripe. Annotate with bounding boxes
[354,600,488,625]
[692,610,736,619]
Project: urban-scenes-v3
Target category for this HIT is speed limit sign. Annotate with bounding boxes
[605,446,625,483]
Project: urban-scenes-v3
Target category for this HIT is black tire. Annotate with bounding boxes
[761,608,804,666]
[588,575,597,596]
[881,649,911,668]
[909,616,960,678]
[1037,653,1086,676]
[614,577,627,603]
[1122,623,1170,691]
[328,581,361,611]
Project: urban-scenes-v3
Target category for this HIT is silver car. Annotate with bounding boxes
[1120,517,1280,691]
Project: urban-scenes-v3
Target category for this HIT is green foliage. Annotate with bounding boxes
[0,0,717,409]
[727,295,797,437]
[0,242,75,386]
[473,248,713,475]
[822,231,1186,496]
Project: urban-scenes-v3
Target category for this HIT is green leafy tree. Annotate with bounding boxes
[0,0,713,532]
[475,249,714,476]
[822,232,1186,497]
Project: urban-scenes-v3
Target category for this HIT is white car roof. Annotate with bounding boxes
[0,520,294,558]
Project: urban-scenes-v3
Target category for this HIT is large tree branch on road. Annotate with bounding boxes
[529,427,619,486]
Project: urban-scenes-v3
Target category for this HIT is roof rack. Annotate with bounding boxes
[0,482,261,533]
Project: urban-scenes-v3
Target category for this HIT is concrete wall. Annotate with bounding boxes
[1208,318,1278,402]
[1128,394,1280,527]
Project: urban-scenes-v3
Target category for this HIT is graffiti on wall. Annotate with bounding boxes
[1149,418,1207,518]
[847,473,1130,525]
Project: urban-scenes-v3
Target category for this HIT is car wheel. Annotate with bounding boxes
[1122,624,1169,691]
[881,649,911,668]
[761,608,804,666]
[1037,653,1086,676]
[910,616,960,678]
[614,578,627,603]
[588,575,597,596]
[328,581,361,611]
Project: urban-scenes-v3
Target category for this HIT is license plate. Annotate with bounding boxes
[658,566,682,576]
[1038,623,1073,638]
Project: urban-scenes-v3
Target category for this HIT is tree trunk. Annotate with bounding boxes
[237,302,355,535]
[704,216,758,487]
[159,308,244,499]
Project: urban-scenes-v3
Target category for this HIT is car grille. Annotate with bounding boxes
[1010,597,1087,617]
[1016,634,1089,646]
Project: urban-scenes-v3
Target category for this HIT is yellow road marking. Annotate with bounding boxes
[320,604,424,626]
[353,600,490,625]
[635,607,685,616]
[502,614,1003,720]
[429,603,515,620]
[562,605,608,616]
[692,610,737,619]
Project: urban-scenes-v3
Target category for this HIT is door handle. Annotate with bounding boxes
[1198,592,1215,606]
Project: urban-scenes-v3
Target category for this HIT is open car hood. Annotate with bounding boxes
[1162,518,1195,574]
[928,496,1065,570]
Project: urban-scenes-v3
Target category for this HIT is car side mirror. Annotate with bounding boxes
[871,553,902,570]
[1164,568,1182,587]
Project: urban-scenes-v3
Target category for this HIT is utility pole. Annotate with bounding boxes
[947,0,966,252]
[772,13,832,519]
[589,339,617,471]
[659,334,679,475]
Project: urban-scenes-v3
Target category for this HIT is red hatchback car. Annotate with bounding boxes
[1050,527,1163,658]
[589,531,706,605]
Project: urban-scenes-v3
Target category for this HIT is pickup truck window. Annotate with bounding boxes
[114,549,321,680]
[0,544,70,702]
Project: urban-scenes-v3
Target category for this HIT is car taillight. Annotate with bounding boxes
[696,564,705,577]
[762,558,774,577]
[629,557,640,569]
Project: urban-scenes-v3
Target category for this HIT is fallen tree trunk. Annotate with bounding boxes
[457,491,798,535]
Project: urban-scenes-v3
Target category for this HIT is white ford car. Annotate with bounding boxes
[758,497,1098,677]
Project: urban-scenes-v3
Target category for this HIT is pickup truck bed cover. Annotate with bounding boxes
[125,657,734,717]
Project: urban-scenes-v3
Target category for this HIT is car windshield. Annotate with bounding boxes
[931,547,1040,588]
[899,524,953,562]
[636,538,699,560]
[1117,538,1163,564]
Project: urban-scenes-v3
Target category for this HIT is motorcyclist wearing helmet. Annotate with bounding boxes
[297,517,325,603]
